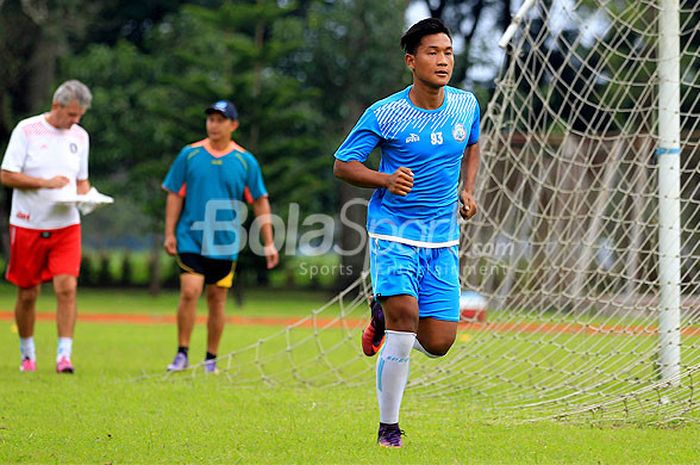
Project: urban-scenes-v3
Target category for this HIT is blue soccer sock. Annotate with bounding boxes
[376,330,415,424]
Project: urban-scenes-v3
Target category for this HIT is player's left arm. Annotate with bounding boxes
[77,132,90,194]
[76,179,91,194]
[252,195,279,270]
[246,153,279,269]
[460,142,480,220]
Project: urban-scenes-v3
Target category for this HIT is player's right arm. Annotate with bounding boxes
[162,147,189,256]
[0,171,70,189]
[333,160,414,196]
[163,192,183,256]
[333,106,414,196]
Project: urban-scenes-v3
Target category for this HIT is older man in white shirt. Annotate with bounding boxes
[1,79,93,374]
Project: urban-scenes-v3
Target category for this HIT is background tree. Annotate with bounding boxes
[61,0,327,293]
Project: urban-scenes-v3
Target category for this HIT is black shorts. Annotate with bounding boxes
[176,253,236,288]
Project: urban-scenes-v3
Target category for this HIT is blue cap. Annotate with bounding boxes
[205,100,238,120]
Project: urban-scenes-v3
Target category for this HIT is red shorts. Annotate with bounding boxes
[6,224,82,288]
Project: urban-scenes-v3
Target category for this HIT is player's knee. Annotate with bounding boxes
[390,314,419,332]
[53,282,77,300]
[180,286,201,302]
[17,287,40,306]
[54,287,76,302]
[426,335,456,357]
[423,343,449,357]
[428,344,451,357]
[53,275,77,295]
[180,283,202,302]
[207,293,226,308]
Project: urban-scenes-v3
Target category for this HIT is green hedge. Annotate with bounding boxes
[77,250,342,291]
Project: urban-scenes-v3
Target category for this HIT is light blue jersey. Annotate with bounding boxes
[162,139,267,260]
[334,85,480,246]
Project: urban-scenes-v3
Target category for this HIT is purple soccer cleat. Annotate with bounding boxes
[167,352,189,372]
[377,423,405,448]
[362,297,386,356]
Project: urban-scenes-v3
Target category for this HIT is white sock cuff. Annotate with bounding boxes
[20,337,36,360]
[57,337,73,360]
[382,330,416,358]
[385,330,416,337]
[413,337,441,358]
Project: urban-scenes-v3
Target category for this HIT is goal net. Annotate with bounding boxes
[163,0,700,424]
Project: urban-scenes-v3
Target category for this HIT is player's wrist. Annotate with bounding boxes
[380,172,391,189]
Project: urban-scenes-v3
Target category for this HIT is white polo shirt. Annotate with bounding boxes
[1,114,89,229]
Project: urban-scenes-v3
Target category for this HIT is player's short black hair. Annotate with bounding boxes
[400,18,452,55]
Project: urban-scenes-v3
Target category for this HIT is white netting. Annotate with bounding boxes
[158,0,700,423]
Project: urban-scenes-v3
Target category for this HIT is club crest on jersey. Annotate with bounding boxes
[405,133,420,144]
[452,123,467,142]
[69,143,78,153]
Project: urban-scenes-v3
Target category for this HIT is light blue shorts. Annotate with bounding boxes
[369,237,460,322]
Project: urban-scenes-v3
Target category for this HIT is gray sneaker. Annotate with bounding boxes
[167,352,188,372]
[204,358,219,374]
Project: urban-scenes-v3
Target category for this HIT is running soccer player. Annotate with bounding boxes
[163,99,279,374]
[333,18,480,448]
[1,80,93,374]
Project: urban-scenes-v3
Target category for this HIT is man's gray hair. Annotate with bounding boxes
[52,80,92,109]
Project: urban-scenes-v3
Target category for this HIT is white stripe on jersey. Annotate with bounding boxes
[368,232,459,249]
[372,90,477,141]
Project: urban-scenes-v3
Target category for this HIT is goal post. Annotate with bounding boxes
[454,0,699,419]
[657,0,682,385]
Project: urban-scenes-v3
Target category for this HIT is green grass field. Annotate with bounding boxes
[1,285,699,464]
